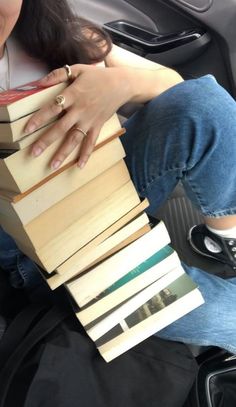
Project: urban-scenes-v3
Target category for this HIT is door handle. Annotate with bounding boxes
[104,20,210,54]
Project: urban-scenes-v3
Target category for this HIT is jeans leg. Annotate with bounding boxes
[157,265,236,354]
[122,75,236,352]
[0,226,43,289]
[122,75,236,217]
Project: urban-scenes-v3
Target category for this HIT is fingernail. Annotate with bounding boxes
[39,74,51,84]
[51,160,61,170]
[25,123,36,134]
[78,160,85,169]
[32,146,43,157]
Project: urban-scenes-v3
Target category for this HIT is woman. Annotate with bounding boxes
[0,0,236,353]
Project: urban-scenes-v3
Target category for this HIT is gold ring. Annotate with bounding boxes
[64,64,73,81]
[55,94,66,109]
[74,126,88,137]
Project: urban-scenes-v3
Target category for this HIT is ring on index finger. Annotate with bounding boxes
[64,64,73,81]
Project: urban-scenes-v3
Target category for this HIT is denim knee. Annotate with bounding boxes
[123,74,236,216]
[156,75,236,136]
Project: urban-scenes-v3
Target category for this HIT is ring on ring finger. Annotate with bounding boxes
[73,125,88,138]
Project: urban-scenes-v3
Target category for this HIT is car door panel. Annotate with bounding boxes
[70,0,236,96]
[69,0,157,30]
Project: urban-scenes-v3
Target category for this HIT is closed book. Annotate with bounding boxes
[76,246,179,326]
[0,113,123,194]
[47,212,150,290]
[0,119,57,149]
[0,160,132,249]
[67,221,171,308]
[0,138,125,224]
[0,80,67,122]
[15,181,142,272]
[0,112,57,145]
[85,265,185,341]
[45,199,149,282]
[96,272,204,362]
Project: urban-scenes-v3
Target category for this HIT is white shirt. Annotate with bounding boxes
[0,37,49,90]
[0,46,9,91]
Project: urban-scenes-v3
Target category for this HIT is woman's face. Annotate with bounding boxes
[0,0,23,56]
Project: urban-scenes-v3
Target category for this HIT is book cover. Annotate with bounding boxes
[96,273,204,362]
[67,221,171,307]
[77,249,180,327]
[0,80,67,122]
[85,266,185,341]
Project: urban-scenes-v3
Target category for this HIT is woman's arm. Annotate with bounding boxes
[104,44,183,103]
[26,44,183,168]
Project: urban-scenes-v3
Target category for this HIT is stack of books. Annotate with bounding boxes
[0,81,204,362]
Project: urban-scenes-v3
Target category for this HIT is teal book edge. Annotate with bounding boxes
[96,245,174,300]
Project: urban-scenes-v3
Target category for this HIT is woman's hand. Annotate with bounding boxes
[26,64,132,169]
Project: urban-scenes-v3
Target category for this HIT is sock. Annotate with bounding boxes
[206,225,236,239]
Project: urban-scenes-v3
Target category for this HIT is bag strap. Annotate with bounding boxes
[0,303,48,367]
[0,305,68,407]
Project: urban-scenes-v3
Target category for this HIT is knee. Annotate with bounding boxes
[169,75,236,125]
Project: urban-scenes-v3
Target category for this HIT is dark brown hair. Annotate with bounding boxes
[13,0,112,69]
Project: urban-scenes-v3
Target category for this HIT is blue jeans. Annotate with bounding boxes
[122,75,236,353]
[1,75,236,352]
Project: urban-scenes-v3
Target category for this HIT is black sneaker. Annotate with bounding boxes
[188,224,236,270]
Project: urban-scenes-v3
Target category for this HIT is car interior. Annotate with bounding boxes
[70,0,235,278]
[68,0,236,404]
[1,1,236,406]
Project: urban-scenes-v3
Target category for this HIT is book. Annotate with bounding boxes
[0,138,125,224]
[45,199,149,281]
[0,160,132,249]
[47,212,150,289]
[96,272,204,362]
[0,112,58,145]
[0,113,123,194]
[66,221,171,308]
[76,245,178,326]
[85,265,185,342]
[14,181,142,272]
[0,80,68,122]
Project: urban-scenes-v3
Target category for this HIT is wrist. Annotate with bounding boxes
[113,66,137,104]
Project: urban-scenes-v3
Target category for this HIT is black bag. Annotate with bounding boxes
[189,350,236,407]
[0,295,198,407]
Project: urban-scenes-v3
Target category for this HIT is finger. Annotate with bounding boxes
[31,109,79,157]
[25,83,79,135]
[38,64,86,87]
[77,126,102,169]
[50,125,87,170]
